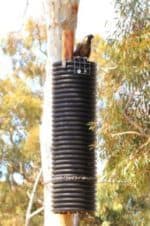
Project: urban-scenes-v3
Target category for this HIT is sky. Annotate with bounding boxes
[0,0,115,38]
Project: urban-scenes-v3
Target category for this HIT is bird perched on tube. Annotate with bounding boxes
[73,34,94,58]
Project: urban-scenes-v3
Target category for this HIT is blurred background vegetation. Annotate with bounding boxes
[0,0,149,225]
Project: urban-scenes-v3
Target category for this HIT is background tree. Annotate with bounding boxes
[92,0,150,225]
[0,19,46,226]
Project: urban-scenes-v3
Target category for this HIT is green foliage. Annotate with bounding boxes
[0,18,46,225]
[93,1,150,225]
[114,0,149,37]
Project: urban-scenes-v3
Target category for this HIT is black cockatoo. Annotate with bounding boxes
[73,34,94,58]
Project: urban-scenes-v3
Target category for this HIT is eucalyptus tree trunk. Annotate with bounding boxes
[40,1,80,225]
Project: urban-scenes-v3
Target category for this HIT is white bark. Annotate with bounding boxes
[25,168,42,226]
[40,1,80,226]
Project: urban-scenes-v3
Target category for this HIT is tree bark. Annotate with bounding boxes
[25,168,42,226]
[40,1,80,226]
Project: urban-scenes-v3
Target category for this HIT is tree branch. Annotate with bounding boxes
[22,0,30,21]
[111,131,146,137]
[25,168,42,226]
[123,92,149,137]
[35,24,47,56]
[30,207,44,219]
[123,112,148,136]
[139,137,150,150]
[129,137,150,160]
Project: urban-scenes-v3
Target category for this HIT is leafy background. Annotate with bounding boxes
[0,0,149,225]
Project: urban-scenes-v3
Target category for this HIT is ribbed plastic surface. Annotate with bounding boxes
[52,58,96,213]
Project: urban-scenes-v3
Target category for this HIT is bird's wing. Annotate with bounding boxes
[73,43,82,56]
